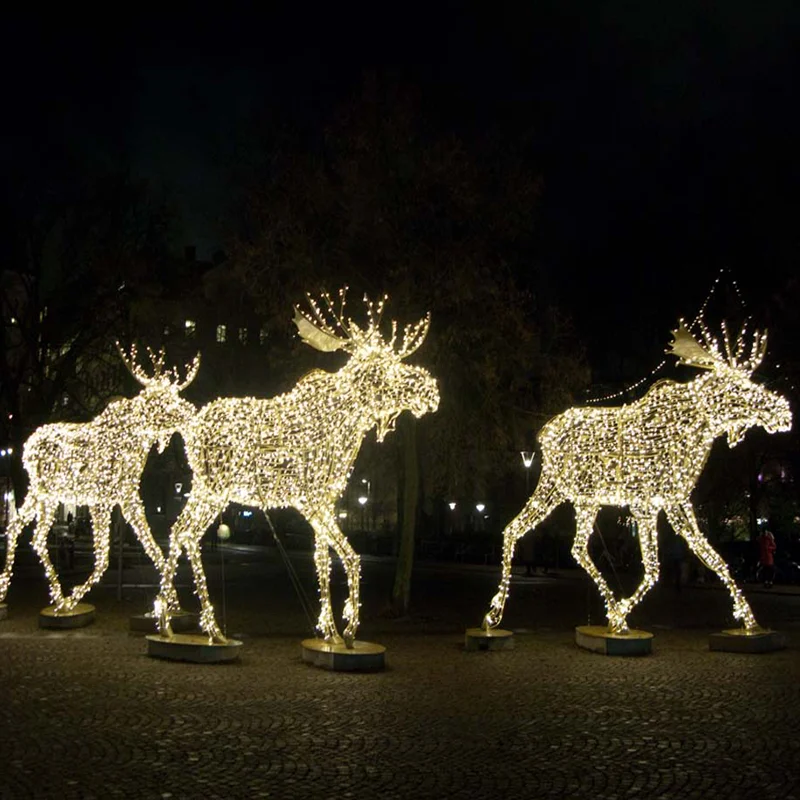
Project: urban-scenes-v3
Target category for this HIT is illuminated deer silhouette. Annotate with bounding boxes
[0,346,199,613]
[157,290,439,646]
[484,320,792,634]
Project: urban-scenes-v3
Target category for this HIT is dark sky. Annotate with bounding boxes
[4,3,799,368]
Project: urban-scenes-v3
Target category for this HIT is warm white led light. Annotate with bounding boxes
[0,347,199,613]
[484,320,792,634]
[157,290,440,647]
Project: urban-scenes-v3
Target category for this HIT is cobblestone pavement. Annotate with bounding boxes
[1,548,799,799]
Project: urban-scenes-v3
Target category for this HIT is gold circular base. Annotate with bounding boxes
[464,627,515,651]
[575,624,653,656]
[709,628,786,653]
[146,633,243,663]
[39,603,96,629]
[301,638,386,671]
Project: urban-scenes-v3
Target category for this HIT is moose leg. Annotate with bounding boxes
[171,496,226,643]
[309,508,360,648]
[312,532,342,643]
[668,502,757,631]
[157,516,187,635]
[30,501,65,609]
[124,496,179,610]
[607,507,660,632]
[58,503,112,612]
[0,497,37,602]
[571,504,632,633]
[483,483,561,629]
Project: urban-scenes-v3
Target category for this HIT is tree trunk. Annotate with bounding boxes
[9,431,29,509]
[391,415,419,616]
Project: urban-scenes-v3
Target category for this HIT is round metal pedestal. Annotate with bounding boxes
[464,628,515,651]
[709,627,787,653]
[575,624,653,656]
[146,633,243,663]
[39,603,96,629]
[301,638,386,671]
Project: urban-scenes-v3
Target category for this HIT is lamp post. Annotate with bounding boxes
[0,447,12,529]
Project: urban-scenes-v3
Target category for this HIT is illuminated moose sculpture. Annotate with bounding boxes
[157,290,439,646]
[484,320,792,635]
[0,346,199,614]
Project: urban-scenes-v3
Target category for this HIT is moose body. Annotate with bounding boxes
[158,292,439,646]
[191,372,370,509]
[542,378,730,504]
[485,322,792,634]
[0,348,198,613]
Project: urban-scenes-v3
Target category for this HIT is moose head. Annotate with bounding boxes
[293,289,440,440]
[668,320,792,446]
[116,343,200,452]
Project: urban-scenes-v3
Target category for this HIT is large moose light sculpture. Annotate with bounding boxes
[0,346,199,615]
[157,290,439,647]
[483,320,792,635]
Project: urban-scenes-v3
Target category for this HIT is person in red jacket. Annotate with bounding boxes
[758,528,777,588]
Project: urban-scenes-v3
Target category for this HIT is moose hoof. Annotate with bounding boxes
[129,611,196,635]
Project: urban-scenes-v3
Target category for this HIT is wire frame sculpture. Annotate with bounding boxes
[157,290,440,646]
[0,346,199,613]
[484,320,792,634]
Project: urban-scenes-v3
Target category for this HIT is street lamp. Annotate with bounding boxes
[448,501,456,511]
[475,503,485,513]
[357,494,368,531]
[359,477,371,530]
[521,450,534,493]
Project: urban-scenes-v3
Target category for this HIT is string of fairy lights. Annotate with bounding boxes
[484,319,792,634]
[0,346,199,614]
[586,267,748,405]
[156,290,439,646]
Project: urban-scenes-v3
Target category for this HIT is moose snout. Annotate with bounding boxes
[768,397,793,434]
[412,378,440,417]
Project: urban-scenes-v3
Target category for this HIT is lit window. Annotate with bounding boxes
[184,320,196,338]
[238,327,248,345]
[216,324,227,343]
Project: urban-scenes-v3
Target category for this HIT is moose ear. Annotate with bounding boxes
[293,309,346,353]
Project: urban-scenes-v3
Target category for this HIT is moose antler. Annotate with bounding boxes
[667,322,719,370]
[116,342,201,390]
[293,288,352,353]
[395,313,431,359]
[667,319,768,375]
[173,352,201,391]
[294,288,431,359]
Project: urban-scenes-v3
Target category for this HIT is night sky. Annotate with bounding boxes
[4,4,799,369]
